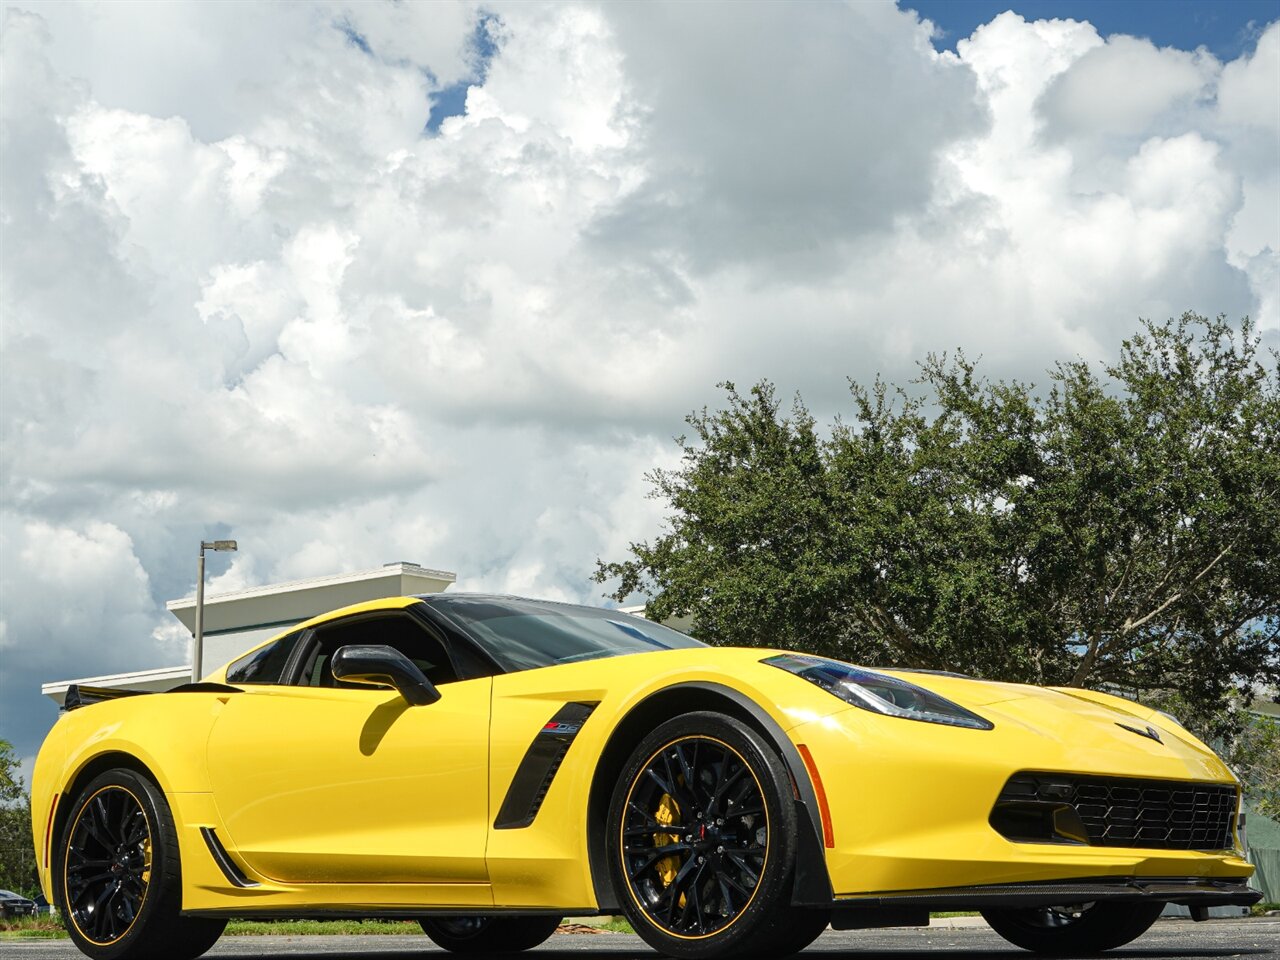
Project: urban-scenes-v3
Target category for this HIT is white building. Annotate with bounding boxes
[42,562,455,707]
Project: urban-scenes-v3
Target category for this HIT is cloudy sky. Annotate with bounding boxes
[1,0,1277,776]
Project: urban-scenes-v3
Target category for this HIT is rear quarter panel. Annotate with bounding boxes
[31,693,228,901]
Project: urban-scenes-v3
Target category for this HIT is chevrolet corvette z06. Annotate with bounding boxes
[32,594,1258,958]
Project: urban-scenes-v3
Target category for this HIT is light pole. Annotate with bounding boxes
[194,539,237,682]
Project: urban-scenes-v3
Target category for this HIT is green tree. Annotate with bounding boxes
[597,314,1280,735]
[1233,713,1280,820]
[0,739,35,896]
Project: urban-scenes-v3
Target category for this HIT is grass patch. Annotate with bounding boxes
[0,916,69,939]
[598,916,635,933]
[930,911,981,918]
[1250,902,1280,917]
[225,919,421,936]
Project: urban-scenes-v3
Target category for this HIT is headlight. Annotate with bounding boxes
[764,654,994,730]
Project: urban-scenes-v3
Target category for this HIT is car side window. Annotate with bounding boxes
[295,614,460,689]
[226,631,303,685]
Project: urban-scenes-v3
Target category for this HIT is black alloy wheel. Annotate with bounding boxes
[608,711,816,959]
[56,769,225,960]
[419,915,562,953]
[64,784,152,945]
[982,901,1165,954]
[621,735,768,938]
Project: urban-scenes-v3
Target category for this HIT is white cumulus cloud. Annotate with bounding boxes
[0,1,1276,763]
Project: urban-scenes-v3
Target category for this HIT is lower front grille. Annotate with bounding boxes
[993,773,1237,851]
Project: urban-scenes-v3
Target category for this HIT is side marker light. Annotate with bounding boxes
[44,794,59,869]
[797,744,835,849]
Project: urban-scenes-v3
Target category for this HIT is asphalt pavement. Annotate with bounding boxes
[2,919,1276,959]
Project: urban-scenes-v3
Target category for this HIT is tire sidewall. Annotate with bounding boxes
[983,901,1165,955]
[419,915,561,953]
[606,711,798,959]
[55,769,175,960]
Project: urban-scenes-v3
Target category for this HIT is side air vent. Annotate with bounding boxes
[200,827,260,888]
[495,702,598,830]
[992,773,1237,851]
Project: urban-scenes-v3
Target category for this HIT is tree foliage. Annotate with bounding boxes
[0,739,35,896]
[597,314,1280,736]
[1233,714,1280,820]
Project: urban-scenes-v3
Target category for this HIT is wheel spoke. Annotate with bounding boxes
[124,814,148,846]
[118,890,136,924]
[117,796,135,840]
[644,766,679,800]
[628,848,688,882]
[710,765,748,813]
[624,820,679,836]
[661,750,701,813]
[725,850,761,887]
[87,797,113,847]
[672,741,702,810]
[69,870,114,887]
[679,862,707,933]
[625,841,694,856]
[718,872,742,913]
[70,857,112,870]
[85,888,115,939]
[628,799,672,825]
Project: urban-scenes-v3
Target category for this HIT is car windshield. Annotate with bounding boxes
[428,597,704,672]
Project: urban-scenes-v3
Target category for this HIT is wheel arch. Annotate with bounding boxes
[586,681,833,910]
[52,750,166,883]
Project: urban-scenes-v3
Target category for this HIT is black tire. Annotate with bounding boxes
[54,769,225,960]
[982,901,1164,955]
[607,711,802,960]
[753,906,830,957]
[419,915,561,953]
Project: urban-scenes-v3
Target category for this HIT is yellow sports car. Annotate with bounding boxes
[32,594,1258,959]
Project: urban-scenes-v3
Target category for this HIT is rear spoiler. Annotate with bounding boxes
[63,682,242,712]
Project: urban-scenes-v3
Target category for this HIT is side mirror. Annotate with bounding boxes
[331,645,440,706]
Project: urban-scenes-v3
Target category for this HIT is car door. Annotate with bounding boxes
[205,609,491,886]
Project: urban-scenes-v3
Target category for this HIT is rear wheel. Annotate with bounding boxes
[607,711,802,959]
[55,768,225,960]
[419,915,561,953]
[982,901,1164,954]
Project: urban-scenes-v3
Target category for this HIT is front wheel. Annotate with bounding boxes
[982,901,1164,955]
[419,915,561,953]
[607,711,804,959]
[55,768,225,960]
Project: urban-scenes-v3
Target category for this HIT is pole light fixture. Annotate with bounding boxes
[193,539,238,682]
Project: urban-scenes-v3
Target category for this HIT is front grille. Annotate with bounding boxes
[995,773,1237,851]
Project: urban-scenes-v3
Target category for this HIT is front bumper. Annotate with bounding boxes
[786,703,1254,898]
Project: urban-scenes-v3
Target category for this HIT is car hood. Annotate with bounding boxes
[872,668,1234,783]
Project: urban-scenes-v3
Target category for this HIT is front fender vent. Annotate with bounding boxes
[494,702,597,830]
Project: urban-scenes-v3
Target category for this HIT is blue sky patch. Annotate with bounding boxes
[904,0,1279,60]
[335,17,373,57]
[426,12,501,134]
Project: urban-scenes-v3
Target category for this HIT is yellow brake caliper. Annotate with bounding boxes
[141,837,152,886]
[654,792,683,902]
